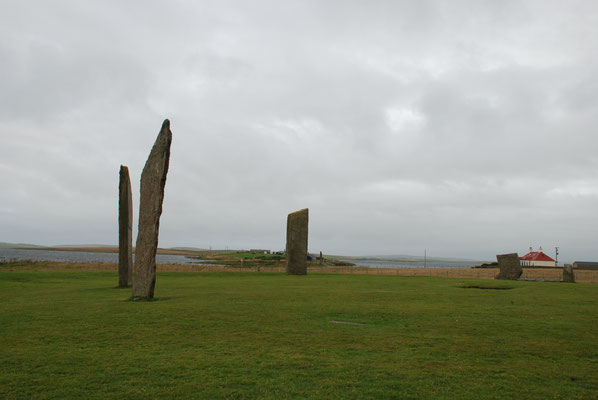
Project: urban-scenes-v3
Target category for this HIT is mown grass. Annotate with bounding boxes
[1,269,597,399]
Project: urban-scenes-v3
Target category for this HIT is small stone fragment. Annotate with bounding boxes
[563,264,575,283]
[118,165,133,287]
[495,253,522,280]
[132,119,172,299]
[285,208,309,275]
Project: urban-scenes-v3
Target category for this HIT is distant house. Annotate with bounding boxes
[249,249,271,254]
[519,247,556,267]
[572,261,598,270]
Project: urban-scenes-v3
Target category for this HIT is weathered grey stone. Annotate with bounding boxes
[495,253,522,280]
[118,165,133,287]
[132,119,172,299]
[285,208,308,275]
[563,264,575,283]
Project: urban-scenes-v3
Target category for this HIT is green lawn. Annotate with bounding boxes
[1,269,597,399]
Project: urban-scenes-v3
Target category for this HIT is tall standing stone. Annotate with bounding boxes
[132,119,172,299]
[495,253,522,280]
[563,264,575,283]
[285,208,308,275]
[118,165,133,287]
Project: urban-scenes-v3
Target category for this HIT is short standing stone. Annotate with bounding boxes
[563,264,575,283]
[495,253,522,280]
[132,119,172,299]
[118,165,133,287]
[285,208,308,275]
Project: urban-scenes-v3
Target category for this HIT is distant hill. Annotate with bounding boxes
[0,242,46,249]
[332,254,486,263]
[169,247,209,252]
[53,244,115,248]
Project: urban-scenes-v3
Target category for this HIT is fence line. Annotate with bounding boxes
[160,265,596,283]
[3,261,597,283]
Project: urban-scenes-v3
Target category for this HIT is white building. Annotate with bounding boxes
[519,247,556,267]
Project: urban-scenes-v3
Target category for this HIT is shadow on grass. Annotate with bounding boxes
[125,296,172,302]
[459,284,514,290]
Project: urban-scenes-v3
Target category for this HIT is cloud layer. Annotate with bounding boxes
[1,1,597,261]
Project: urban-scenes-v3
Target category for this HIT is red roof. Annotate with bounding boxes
[520,251,555,262]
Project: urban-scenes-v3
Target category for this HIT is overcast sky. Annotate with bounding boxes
[1,1,597,261]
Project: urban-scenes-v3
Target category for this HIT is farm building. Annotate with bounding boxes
[572,261,598,270]
[519,247,556,267]
[249,249,271,254]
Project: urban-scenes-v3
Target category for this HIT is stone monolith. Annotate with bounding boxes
[495,253,522,280]
[285,208,308,275]
[118,165,133,287]
[132,119,172,299]
[563,264,575,283]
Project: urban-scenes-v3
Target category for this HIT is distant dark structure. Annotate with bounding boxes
[572,261,598,270]
[132,119,172,299]
[118,165,133,287]
[285,208,308,275]
[495,253,522,280]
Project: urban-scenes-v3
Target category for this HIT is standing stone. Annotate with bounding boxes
[118,165,133,287]
[285,208,308,275]
[563,264,576,283]
[132,119,172,299]
[495,253,522,280]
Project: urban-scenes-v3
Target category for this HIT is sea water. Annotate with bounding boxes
[0,248,199,265]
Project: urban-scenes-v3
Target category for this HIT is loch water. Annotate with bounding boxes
[0,248,484,269]
[0,248,200,265]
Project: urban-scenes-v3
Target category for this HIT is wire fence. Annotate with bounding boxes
[153,264,598,283]
[3,260,597,283]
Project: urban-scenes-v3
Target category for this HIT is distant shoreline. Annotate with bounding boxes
[3,245,205,256]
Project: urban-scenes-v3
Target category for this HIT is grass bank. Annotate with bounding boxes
[1,269,597,399]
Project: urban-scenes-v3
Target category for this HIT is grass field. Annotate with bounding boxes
[1,267,597,399]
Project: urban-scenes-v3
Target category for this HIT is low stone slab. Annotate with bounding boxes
[118,165,133,287]
[495,253,522,280]
[132,119,172,299]
[563,264,576,283]
[330,320,364,326]
[285,208,308,275]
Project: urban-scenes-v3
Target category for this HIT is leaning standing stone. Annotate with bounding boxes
[495,253,522,280]
[132,119,172,299]
[118,165,133,287]
[563,264,575,283]
[285,208,308,275]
